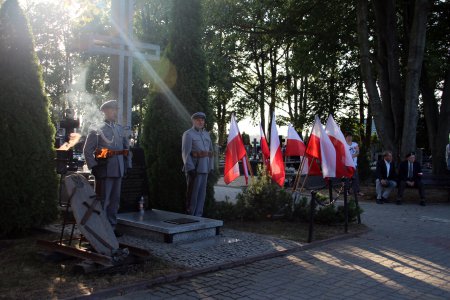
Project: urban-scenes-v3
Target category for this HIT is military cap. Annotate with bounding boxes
[100,100,119,111]
[191,112,206,120]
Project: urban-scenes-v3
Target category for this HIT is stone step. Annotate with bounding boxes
[116,209,223,243]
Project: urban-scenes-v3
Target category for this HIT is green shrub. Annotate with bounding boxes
[336,199,364,223]
[235,167,292,221]
[142,0,216,213]
[206,199,237,221]
[0,0,58,237]
[291,191,363,225]
[315,204,339,225]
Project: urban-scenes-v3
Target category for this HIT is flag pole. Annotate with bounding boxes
[295,119,317,192]
[298,158,315,192]
[245,152,254,178]
[292,155,306,191]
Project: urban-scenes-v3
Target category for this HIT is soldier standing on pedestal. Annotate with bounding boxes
[182,112,214,217]
[83,100,131,236]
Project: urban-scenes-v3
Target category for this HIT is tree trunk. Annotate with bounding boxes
[358,76,365,142]
[255,49,266,134]
[400,0,429,157]
[433,70,450,174]
[372,1,399,150]
[365,102,373,147]
[268,46,277,135]
[216,101,226,147]
[377,0,405,146]
[420,64,439,157]
[357,0,394,152]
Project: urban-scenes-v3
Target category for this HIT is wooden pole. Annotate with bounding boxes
[298,158,315,193]
[292,155,306,191]
[294,120,317,192]
[244,153,254,178]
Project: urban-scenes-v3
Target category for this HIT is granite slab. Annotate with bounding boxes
[116,209,223,243]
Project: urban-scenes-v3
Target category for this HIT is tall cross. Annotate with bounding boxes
[82,0,160,131]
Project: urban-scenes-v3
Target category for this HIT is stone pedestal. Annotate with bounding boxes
[116,209,223,243]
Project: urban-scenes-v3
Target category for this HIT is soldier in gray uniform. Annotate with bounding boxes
[83,100,131,234]
[182,112,214,216]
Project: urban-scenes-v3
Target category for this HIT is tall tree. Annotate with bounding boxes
[0,0,57,237]
[357,0,430,159]
[420,0,450,174]
[142,0,216,213]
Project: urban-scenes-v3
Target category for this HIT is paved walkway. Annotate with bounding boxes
[105,200,450,300]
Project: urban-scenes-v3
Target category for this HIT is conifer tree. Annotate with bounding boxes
[142,0,216,213]
[0,0,58,236]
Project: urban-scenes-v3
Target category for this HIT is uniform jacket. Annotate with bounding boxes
[375,159,397,181]
[182,127,214,174]
[83,121,131,178]
[398,160,422,181]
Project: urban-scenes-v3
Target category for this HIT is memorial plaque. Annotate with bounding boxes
[164,218,200,225]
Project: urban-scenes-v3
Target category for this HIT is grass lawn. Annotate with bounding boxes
[224,220,368,242]
[0,231,184,300]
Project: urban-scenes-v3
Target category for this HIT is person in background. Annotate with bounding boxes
[375,150,397,204]
[397,152,425,206]
[345,133,364,196]
[182,112,214,217]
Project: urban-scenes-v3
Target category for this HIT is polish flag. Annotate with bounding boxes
[260,125,270,168]
[325,115,355,178]
[302,156,322,176]
[305,116,336,178]
[270,113,285,187]
[224,114,247,184]
[285,125,306,157]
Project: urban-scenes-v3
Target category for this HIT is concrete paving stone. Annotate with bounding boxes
[150,291,171,298]
[169,288,190,296]
[102,198,450,300]
[213,295,235,300]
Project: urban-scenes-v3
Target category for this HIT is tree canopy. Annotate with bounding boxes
[2,0,448,198]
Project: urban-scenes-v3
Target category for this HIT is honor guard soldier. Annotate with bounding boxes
[83,100,131,235]
[182,112,214,216]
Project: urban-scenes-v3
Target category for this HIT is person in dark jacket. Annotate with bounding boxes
[396,152,425,206]
[375,150,397,204]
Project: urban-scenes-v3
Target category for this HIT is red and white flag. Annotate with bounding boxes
[301,156,322,176]
[305,116,336,178]
[325,115,355,178]
[260,125,270,168]
[269,113,285,187]
[224,114,247,184]
[285,125,306,157]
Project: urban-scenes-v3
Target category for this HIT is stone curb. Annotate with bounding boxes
[65,227,370,300]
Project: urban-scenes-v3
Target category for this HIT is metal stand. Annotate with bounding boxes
[37,165,150,272]
[307,178,358,242]
[343,179,349,233]
[351,182,362,224]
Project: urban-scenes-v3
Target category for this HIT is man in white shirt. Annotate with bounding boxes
[345,133,364,196]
